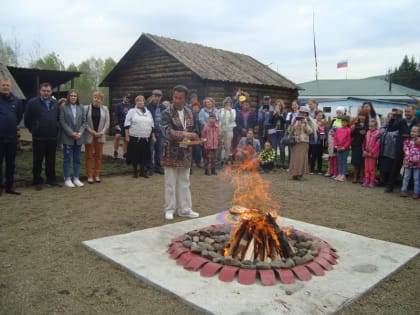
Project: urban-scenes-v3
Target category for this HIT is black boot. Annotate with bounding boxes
[133,165,138,178]
[205,169,210,176]
[139,165,148,178]
[211,168,217,175]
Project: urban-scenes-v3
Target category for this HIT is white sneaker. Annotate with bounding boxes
[64,178,75,188]
[178,210,199,218]
[73,178,84,187]
[165,211,174,220]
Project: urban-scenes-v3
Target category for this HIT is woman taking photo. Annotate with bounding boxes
[84,91,110,184]
[362,101,381,128]
[59,89,86,187]
[124,95,155,178]
[287,106,316,180]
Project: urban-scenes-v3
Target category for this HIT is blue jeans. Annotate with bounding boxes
[192,145,202,166]
[147,133,163,171]
[268,131,285,166]
[401,168,420,193]
[63,144,81,179]
[337,149,348,175]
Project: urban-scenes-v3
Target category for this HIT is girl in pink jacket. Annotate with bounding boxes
[400,125,420,199]
[333,116,352,182]
[362,120,381,187]
[201,113,220,175]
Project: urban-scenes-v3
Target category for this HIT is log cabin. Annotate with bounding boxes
[100,33,301,126]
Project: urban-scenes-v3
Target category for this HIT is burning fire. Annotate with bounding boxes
[221,146,294,263]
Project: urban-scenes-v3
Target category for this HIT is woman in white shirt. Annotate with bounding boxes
[124,95,155,178]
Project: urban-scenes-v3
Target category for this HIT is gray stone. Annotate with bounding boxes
[182,240,192,248]
[256,262,271,270]
[204,237,215,245]
[224,256,242,267]
[190,244,202,254]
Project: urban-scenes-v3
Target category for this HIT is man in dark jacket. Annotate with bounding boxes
[112,93,132,159]
[146,89,166,175]
[0,78,23,195]
[24,82,60,190]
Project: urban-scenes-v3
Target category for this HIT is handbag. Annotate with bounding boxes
[281,132,296,145]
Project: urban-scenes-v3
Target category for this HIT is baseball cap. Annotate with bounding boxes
[152,89,163,96]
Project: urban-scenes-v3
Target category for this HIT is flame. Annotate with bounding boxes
[221,146,280,215]
[221,146,292,261]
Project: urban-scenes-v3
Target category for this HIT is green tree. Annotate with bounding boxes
[0,34,18,66]
[28,52,65,70]
[67,63,78,72]
[392,55,420,90]
[74,57,115,104]
[100,57,116,105]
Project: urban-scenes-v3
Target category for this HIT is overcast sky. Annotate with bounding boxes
[2,0,419,84]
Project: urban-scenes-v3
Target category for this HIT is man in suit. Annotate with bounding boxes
[0,78,23,195]
[24,82,60,190]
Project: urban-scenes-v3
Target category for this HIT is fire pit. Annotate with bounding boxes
[168,147,338,285]
[168,220,338,286]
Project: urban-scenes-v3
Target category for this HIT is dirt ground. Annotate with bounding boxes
[0,168,419,315]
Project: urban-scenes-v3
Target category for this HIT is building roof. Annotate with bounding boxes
[7,66,81,98]
[101,33,300,90]
[298,78,420,100]
[0,63,26,99]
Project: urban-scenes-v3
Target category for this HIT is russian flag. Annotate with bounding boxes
[337,60,348,69]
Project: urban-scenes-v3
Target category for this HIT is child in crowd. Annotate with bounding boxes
[201,113,220,175]
[309,110,327,174]
[400,125,420,199]
[362,120,381,187]
[258,140,276,172]
[333,116,351,182]
[325,107,345,178]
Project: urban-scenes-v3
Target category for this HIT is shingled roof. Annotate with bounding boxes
[0,63,25,99]
[102,33,300,90]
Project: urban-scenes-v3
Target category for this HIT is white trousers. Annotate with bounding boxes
[221,129,234,160]
[164,167,192,214]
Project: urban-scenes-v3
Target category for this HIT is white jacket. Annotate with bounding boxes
[219,108,236,132]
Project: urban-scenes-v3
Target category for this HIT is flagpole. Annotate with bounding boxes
[313,10,318,81]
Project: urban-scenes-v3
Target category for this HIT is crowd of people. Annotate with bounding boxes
[1,79,419,209]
